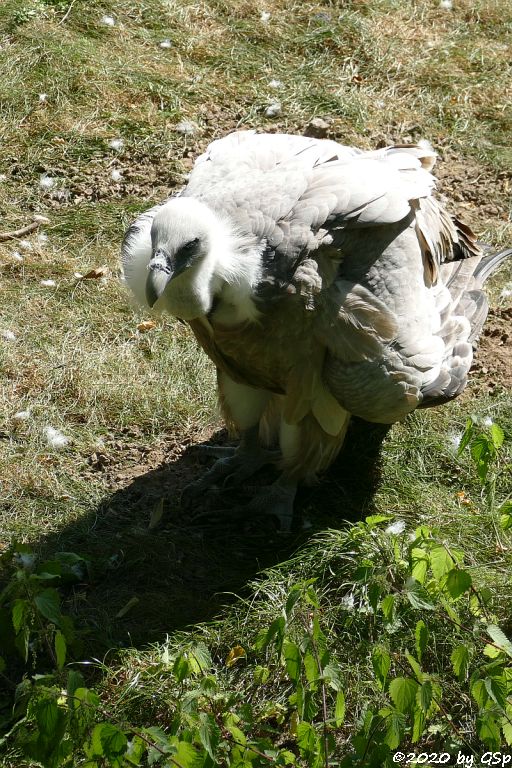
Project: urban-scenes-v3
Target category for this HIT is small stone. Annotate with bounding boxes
[175,120,198,135]
[303,117,331,139]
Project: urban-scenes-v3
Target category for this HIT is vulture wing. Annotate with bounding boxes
[182,131,486,423]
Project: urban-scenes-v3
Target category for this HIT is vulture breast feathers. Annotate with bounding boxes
[122,130,508,488]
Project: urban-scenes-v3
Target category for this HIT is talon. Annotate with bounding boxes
[245,478,297,531]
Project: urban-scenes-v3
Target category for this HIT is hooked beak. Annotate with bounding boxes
[146,250,174,308]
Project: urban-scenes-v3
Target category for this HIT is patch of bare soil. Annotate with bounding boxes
[471,306,512,393]
[435,151,510,236]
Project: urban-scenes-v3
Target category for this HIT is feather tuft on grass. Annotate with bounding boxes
[385,520,406,535]
[39,174,55,190]
[43,426,70,449]
[265,101,281,117]
[13,410,31,421]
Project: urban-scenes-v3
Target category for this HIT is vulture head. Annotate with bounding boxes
[146,198,225,320]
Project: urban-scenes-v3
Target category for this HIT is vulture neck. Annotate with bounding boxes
[210,238,263,326]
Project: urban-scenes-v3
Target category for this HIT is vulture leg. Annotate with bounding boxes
[183,424,279,501]
[182,376,278,502]
[244,476,297,531]
[241,422,304,531]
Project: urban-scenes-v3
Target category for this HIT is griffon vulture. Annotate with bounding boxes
[121,130,509,528]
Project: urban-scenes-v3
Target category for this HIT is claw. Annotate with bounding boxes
[193,444,237,460]
[245,478,297,531]
[183,429,281,504]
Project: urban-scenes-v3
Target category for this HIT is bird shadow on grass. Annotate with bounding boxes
[37,419,390,652]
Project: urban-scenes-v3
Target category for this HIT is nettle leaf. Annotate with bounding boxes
[253,665,270,685]
[174,740,202,767]
[283,641,301,684]
[384,710,405,749]
[34,588,61,625]
[73,686,100,711]
[405,652,423,683]
[256,616,286,653]
[15,626,30,662]
[372,646,391,689]
[125,735,146,766]
[285,584,303,618]
[490,423,504,450]
[412,708,426,743]
[415,620,428,661]
[35,698,61,737]
[486,624,512,658]
[451,645,470,681]
[471,679,488,708]
[173,653,191,683]
[410,548,429,584]
[188,642,212,674]
[444,568,472,599]
[483,644,502,659]
[502,716,512,747]
[477,712,501,749]
[484,675,508,708]
[334,690,345,727]
[55,631,67,670]
[365,514,393,529]
[429,545,453,581]
[501,511,512,531]
[417,681,432,713]
[322,662,343,691]
[471,434,494,483]
[368,582,382,612]
[12,599,30,634]
[99,723,128,759]
[405,578,435,611]
[457,418,474,456]
[296,722,319,760]
[303,650,318,686]
[305,585,320,610]
[389,678,419,714]
[198,712,220,760]
[381,594,394,621]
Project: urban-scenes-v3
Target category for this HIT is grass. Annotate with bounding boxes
[0,0,511,763]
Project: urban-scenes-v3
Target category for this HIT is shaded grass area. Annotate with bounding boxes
[0,0,511,761]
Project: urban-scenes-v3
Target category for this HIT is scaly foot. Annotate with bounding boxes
[182,429,280,504]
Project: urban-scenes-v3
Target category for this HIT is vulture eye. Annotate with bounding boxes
[182,237,200,251]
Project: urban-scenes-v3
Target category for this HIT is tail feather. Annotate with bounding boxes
[473,247,512,286]
[419,245,510,409]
